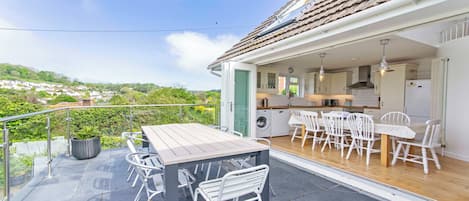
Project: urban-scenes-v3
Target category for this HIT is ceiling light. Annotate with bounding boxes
[319,53,326,82]
[378,39,394,75]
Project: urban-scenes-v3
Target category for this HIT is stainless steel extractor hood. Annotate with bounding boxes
[348,66,374,89]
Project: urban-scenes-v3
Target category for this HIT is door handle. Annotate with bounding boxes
[230,102,233,112]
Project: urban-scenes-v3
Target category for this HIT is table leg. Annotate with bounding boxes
[256,150,270,201]
[164,164,179,200]
[380,134,391,167]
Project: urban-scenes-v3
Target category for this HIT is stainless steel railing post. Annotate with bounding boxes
[66,109,71,157]
[129,107,133,132]
[3,122,10,201]
[46,116,52,178]
[179,105,183,122]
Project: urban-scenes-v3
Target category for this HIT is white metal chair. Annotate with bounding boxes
[289,110,304,142]
[321,113,349,157]
[300,111,325,149]
[380,112,411,153]
[126,134,159,187]
[346,113,381,166]
[194,164,270,201]
[392,120,442,174]
[126,152,196,201]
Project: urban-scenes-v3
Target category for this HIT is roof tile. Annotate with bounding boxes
[210,0,390,66]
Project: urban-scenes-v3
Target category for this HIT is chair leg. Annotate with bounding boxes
[430,148,442,170]
[216,162,222,178]
[301,131,309,148]
[404,144,410,162]
[270,184,277,197]
[291,127,298,142]
[422,147,429,174]
[132,175,139,187]
[391,137,396,154]
[366,140,372,166]
[392,143,402,166]
[127,168,135,182]
[312,132,318,151]
[340,136,345,158]
[205,162,212,181]
[346,139,355,160]
[134,183,144,201]
[321,135,330,152]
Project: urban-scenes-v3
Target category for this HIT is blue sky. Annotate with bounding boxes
[0,0,286,90]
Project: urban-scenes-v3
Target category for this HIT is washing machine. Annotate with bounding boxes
[256,110,272,137]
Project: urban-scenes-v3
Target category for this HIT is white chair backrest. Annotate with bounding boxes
[322,113,345,137]
[329,111,350,118]
[347,113,375,140]
[289,110,303,125]
[300,111,321,132]
[126,137,138,153]
[125,153,163,191]
[380,112,411,126]
[218,164,269,201]
[247,137,271,147]
[230,130,244,138]
[422,120,441,147]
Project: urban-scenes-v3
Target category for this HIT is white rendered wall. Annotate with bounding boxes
[437,37,469,161]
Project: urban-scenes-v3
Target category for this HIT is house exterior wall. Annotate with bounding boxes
[437,37,469,161]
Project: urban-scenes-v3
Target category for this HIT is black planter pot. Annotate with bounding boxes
[71,136,101,160]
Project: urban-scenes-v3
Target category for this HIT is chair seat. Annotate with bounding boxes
[397,139,439,148]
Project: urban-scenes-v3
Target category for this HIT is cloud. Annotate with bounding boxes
[165,32,239,72]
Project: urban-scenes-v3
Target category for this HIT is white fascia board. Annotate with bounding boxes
[231,0,449,65]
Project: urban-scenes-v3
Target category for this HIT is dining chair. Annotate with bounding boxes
[126,134,160,188]
[391,120,442,174]
[126,152,196,201]
[346,113,381,166]
[380,112,411,154]
[289,110,304,142]
[321,113,349,157]
[300,111,325,150]
[194,164,270,201]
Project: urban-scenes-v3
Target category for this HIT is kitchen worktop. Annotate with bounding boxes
[257,105,380,110]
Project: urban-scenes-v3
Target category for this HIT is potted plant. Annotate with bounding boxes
[71,126,101,160]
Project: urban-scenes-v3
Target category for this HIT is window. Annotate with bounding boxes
[288,76,300,97]
[257,0,313,37]
[278,75,301,97]
[278,75,287,95]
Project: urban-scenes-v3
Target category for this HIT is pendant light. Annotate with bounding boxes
[319,53,326,82]
[378,39,394,75]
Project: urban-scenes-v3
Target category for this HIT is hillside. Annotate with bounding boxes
[0,63,160,93]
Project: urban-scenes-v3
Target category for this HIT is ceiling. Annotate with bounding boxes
[263,34,437,70]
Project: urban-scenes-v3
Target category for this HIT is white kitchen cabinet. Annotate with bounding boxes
[380,64,417,114]
[329,72,352,95]
[314,72,350,95]
[316,73,331,94]
[257,68,278,94]
[304,72,317,95]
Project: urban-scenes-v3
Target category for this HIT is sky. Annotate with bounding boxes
[0,0,286,90]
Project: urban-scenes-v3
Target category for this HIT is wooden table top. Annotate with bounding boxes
[141,123,269,165]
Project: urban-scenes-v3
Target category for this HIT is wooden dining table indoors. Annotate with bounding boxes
[141,123,270,201]
[299,118,426,167]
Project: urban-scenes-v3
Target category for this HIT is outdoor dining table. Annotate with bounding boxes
[298,117,426,167]
[141,123,270,201]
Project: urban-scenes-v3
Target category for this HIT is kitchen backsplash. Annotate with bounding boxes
[351,89,379,107]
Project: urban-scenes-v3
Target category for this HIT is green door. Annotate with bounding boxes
[234,70,249,136]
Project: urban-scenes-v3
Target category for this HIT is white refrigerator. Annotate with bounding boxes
[404,79,431,123]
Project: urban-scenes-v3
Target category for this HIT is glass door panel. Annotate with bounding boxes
[234,70,249,136]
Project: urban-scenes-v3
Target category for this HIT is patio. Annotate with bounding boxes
[12,148,379,201]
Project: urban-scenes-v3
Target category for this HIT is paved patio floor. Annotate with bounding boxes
[12,148,380,201]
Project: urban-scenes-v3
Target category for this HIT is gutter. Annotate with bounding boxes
[211,0,430,66]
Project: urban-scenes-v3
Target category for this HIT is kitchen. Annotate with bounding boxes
[255,36,435,138]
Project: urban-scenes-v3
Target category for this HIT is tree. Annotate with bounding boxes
[109,95,129,105]
[48,94,78,105]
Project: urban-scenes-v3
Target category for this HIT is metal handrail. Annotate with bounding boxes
[0,103,219,201]
[0,103,215,122]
